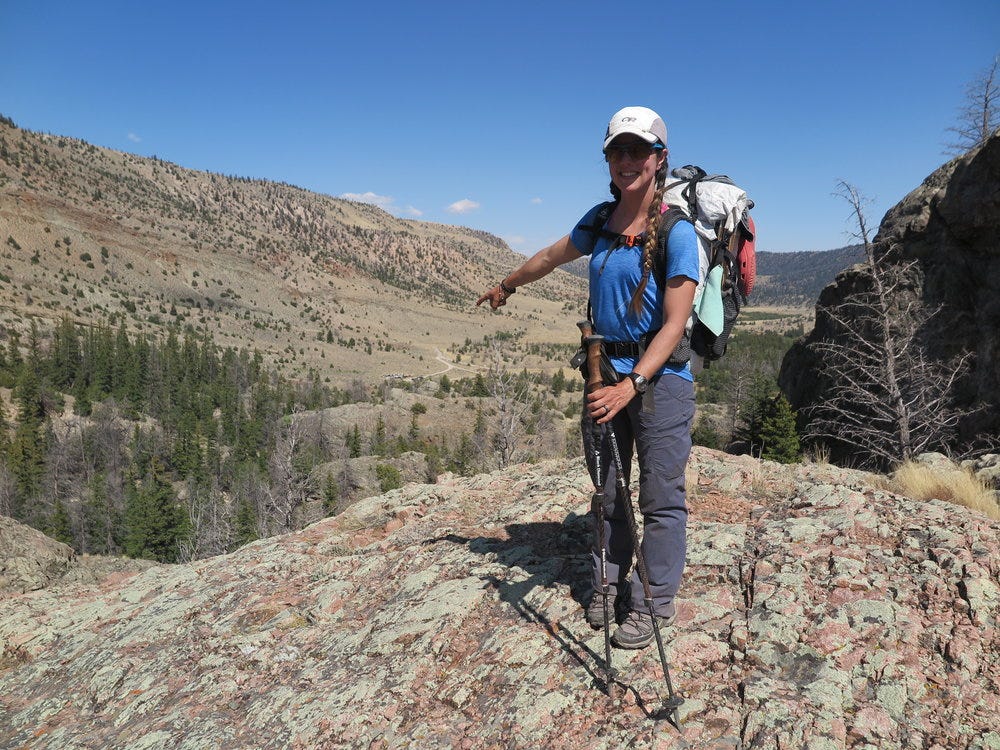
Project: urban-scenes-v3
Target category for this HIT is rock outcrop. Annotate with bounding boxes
[2,448,999,748]
[780,131,1000,457]
[0,515,75,594]
[0,515,155,596]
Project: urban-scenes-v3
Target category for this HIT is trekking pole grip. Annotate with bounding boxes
[577,320,605,392]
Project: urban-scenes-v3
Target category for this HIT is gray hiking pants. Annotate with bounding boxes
[583,373,695,616]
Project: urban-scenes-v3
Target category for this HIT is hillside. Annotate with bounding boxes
[0,116,587,384]
[753,247,865,306]
[1,115,871,394]
[2,448,998,748]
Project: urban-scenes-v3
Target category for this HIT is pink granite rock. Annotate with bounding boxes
[1,448,998,748]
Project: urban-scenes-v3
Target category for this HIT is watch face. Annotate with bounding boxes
[630,373,648,393]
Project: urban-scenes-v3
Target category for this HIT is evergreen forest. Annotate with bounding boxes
[0,317,351,563]
[0,316,802,564]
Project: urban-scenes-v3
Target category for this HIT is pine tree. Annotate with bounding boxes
[322,472,339,515]
[233,498,259,549]
[375,463,402,492]
[82,472,120,555]
[0,397,10,456]
[172,412,203,479]
[8,368,47,506]
[691,418,726,451]
[111,321,134,401]
[47,499,74,546]
[124,334,150,414]
[759,395,801,464]
[734,375,777,457]
[50,316,81,389]
[25,319,41,372]
[13,365,45,426]
[4,329,23,380]
[346,424,362,458]
[370,415,387,456]
[89,324,115,398]
[72,375,93,416]
[472,374,489,397]
[124,459,187,562]
[451,432,476,475]
[551,369,566,397]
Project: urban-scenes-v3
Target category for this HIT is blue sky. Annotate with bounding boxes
[1,0,997,254]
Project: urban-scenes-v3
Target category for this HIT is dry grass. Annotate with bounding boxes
[748,463,769,497]
[803,442,832,465]
[891,460,1000,521]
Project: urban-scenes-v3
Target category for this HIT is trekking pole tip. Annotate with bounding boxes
[604,668,620,693]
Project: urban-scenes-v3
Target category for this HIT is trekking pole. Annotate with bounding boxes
[604,414,684,727]
[577,320,616,698]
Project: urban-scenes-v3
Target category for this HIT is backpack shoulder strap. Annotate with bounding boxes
[653,206,694,282]
[581,201,618,324]
[576,201,618,255]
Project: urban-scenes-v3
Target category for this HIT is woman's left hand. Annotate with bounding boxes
[586,380,635,424]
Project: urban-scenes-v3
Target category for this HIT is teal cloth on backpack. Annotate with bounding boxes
[695,265,725,335]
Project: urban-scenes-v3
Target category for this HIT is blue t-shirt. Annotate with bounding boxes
[571,204,700,381]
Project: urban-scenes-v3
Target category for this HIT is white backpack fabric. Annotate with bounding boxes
[662,166,755,371]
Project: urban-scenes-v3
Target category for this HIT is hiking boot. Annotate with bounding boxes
[611,605,676,649]
[585,593,613,629]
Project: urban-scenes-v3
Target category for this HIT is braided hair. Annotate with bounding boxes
[623,156,668,316]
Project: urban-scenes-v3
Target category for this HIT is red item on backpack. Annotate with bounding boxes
[738,214,756,298]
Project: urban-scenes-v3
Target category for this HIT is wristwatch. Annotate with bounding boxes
[628,372,649,394]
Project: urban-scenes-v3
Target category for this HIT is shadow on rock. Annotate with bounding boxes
[428,511,614,688]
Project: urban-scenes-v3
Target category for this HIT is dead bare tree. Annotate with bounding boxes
[178,478,233,561]
[264,410,315,534]
[485,336,531,469]
[802,181,974,468]
[946,55,1000,155]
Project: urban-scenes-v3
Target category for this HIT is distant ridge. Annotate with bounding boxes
[0,117,587,383]
[754,246,865,306]
[561,242,864,309]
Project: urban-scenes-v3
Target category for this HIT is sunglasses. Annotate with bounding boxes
[604,142,664,161]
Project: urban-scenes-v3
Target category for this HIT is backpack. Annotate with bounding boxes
[577,165,756,369]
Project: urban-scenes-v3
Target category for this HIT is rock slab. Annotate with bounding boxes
[1,448,999,749]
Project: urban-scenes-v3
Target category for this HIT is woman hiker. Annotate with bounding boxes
[476,106,698,649]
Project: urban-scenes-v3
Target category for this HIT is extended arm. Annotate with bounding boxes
[476,235,583,309]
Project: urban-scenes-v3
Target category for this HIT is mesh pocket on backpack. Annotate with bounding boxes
[691,291,738,361]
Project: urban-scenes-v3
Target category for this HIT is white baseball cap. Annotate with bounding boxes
[603,106,667,149]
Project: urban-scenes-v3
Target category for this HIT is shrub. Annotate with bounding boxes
[892,461,999,521]
[375,463,402,493]
[691,418,726,451]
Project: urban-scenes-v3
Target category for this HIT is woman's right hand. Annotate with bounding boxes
[476,285,509,309]
[475,234,579,311]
